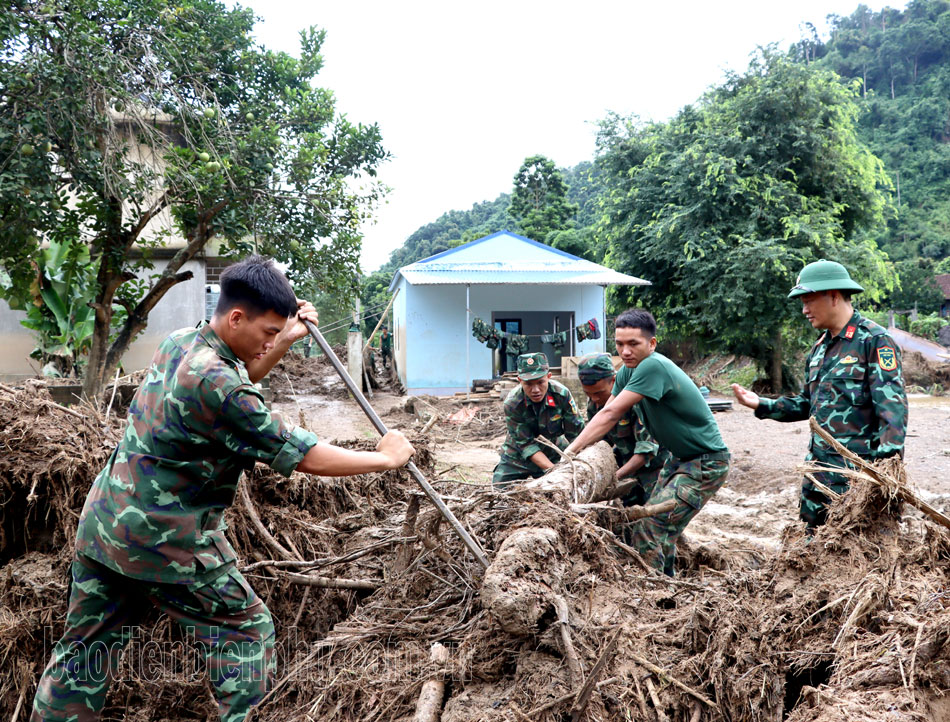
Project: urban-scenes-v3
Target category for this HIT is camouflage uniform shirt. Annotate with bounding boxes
[76,323,319,585]
[497,380,585,472]
[755,311,907,521]
[584,398,670,476]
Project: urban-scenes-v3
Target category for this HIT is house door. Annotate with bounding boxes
[494,318,521,374]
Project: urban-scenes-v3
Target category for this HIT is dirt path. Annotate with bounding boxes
[276,388,950,559]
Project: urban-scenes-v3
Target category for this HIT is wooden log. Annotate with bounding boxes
[523,441,618,504]
[413,643,450,722]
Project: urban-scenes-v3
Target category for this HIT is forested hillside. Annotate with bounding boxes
[363,0,950,377]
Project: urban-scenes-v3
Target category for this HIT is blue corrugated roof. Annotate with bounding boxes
[388,232,650,291]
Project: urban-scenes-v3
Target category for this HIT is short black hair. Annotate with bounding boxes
[215,256,298,318]
[614,308,657,337]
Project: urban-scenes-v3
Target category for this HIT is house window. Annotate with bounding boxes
[205,284,220,321]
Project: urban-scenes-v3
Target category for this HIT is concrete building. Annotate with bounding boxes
[387,231,649,396]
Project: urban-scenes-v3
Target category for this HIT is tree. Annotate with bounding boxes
[598,50,895,391]
[888,258,945,313]
[508,155,578,242]
[0,0,387,397]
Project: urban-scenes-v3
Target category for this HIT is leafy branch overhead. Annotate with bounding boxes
[0,0,388,395]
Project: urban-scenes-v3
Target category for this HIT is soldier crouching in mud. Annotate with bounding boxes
[577,352,673,506]
[31,256,414,722]
[492,352,586,487]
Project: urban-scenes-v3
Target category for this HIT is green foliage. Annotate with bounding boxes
[909,312,948,340]
[597,50,893,376]
[886,257,945,312]
[508,154,578,242]
[816,0,950,262]
[936,257,950,274]
[0,0,387,395]
[19,238,96,377]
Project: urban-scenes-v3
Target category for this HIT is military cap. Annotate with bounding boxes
[788,260,864,299]
[578,353,615,385]
[517,352,549,380]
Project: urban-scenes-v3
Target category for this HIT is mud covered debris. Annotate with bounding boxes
[3,381,950,722]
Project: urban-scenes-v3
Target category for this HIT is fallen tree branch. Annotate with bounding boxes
[553,595,584,687]
[522,677,620,717]
[807,417,950,531]
[239,480,296,562]
[570,628,621,721]
[280,571,378,591]
[630,652,717,709]
[412,642,449,722]
[570,498,677,522]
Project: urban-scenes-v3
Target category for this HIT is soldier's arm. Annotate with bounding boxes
[505,397,545,462]
[565,390,642,454]
[247,300,317,383]
[297,431,414,475]
[617,454,647,480]
[562,392,587,443]
[867,336,908,458]
[751,357,813,422]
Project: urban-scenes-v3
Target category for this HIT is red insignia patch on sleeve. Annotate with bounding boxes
[845,325,856,339]
[877,346,897,371]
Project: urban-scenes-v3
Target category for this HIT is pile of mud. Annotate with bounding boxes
[3,382,950,722]
[384,396,506,442]
[269,348,351,400]
[902,351,950,393]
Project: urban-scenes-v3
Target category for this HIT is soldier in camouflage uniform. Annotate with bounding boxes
[733,260,908,528]
[32,257,414,722]
[492,352,585,486]
[566,310,730,576]
[578,353,673,505]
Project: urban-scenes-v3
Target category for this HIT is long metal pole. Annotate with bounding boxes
[304,320,490,570]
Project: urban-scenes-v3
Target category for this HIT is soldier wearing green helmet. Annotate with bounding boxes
[492,352,585,486]
[732,259,908,529]
[577,353,673,505]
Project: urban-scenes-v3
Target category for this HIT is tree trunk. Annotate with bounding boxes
[481,443,618,636]
[523,441,619,503]
[771,329,783,393]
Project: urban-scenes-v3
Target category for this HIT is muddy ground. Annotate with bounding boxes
[271,375,950,561]
[3,357,950,722]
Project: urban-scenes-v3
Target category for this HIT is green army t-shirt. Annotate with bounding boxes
[612,352,727,460]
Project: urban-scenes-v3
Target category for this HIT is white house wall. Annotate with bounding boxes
[0,258,206,380]
[402,283,605,395]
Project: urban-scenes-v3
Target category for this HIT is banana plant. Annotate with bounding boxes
[20,239,96,377]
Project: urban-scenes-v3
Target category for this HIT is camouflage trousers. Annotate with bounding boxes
[625,452,731,576]
[618,455,674,508]
[32,554,275,722]
[799,448,856,529]
[492,444,564,487]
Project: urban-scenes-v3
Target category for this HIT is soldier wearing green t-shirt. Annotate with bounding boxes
[732,259,908,529]
[565,309,730,576]
[32,257,414,722]
[493,352,586,486]
[577,353,673,505]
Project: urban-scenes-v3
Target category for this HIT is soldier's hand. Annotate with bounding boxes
[377,430,414,469]
[731,383,760,410]
[284,299,318,345]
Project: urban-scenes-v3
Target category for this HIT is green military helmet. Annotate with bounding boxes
[516,352,549,380]
[577,353,615,385]
[788,259,864,299]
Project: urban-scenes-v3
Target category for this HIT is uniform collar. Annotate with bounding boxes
[830,310,862,341]
[198,322,244,366]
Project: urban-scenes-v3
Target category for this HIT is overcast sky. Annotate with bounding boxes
[239,0,894,273]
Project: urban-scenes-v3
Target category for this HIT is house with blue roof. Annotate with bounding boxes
[387,230,650,395]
